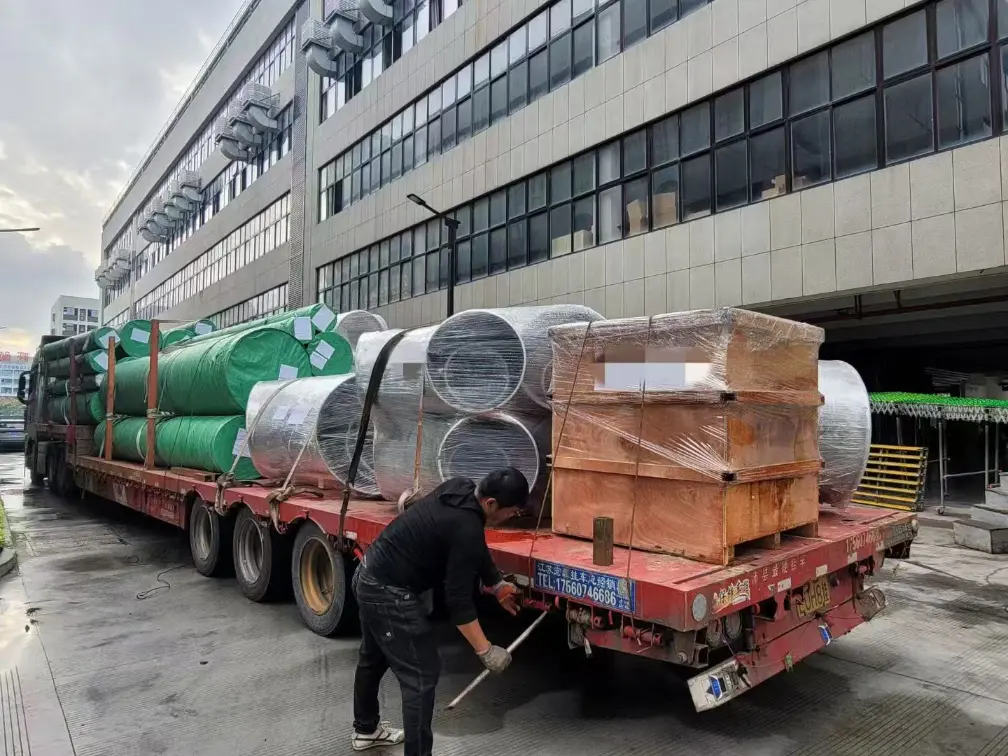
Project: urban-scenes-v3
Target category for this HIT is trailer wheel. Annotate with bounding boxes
[291,522,358,636]
[233,507,290,602]
[188,498,234,577]
[54,455,77,498]
[45,450,58,493]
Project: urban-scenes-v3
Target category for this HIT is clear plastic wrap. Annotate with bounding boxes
[818,360,871,508]
[245,376,379,496]
[372,414,457,502]
[334,310,389,350]
[425,305,604,413]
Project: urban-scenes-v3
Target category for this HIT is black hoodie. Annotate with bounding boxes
[363,478,503,625]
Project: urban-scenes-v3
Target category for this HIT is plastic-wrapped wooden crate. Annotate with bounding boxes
[548,308,825,565]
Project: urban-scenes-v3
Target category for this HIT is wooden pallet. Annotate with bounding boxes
[851,444,927,512]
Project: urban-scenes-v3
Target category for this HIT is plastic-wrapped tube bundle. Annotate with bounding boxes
[246,377,379,496]
[818,360,871,507]
[437,411,551,514]
[372,415,458,502]
[425,305,604,413]
[335,310,389,350]
[355,327,446,423]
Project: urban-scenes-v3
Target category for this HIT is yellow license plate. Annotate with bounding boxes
[795,576,832,619]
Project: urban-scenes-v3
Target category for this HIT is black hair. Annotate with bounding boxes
[477,467,530,511]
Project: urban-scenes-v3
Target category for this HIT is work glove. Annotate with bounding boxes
[492,580,520,616]
[478,644,512,674]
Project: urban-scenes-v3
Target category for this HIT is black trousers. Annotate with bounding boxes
[352,566,441,756]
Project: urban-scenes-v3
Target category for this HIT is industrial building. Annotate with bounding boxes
[51,295,100,337]
[100,0,1008,399]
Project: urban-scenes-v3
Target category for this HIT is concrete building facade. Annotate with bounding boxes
[102,0,1008,385]
[0,352,32,398]
[51,296,100,337]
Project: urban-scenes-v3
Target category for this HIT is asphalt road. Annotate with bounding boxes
[2,450,1008,756]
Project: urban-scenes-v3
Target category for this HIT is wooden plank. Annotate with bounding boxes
[593,516,614,566]
[553,455,822,483]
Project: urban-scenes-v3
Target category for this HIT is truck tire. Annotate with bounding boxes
[233,507,290,602]
[188,498,234,577]
[45,450,60,494]
[55,455,77,498]
[291,521,358,637]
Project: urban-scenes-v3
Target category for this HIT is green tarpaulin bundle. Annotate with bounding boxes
[46,392,105,425]
[116,320,157,358]
[45,350,114,379]
[39,327,118,362]
[185,304,338,346]
[93,415,259,480]
[112,327,312,416]
[48,374,105,397]
[305,332,354,376]
[161,319,217,348]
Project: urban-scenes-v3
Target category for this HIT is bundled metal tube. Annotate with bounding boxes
[818,360,872,507]
[425,305,604,413]
[372,415,457,502]
[245,377,379,496]
[355,326,445,420]
[335,310,388,351]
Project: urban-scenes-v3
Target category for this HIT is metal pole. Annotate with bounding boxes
[896,417,903,446]
[996,424,1000,486]
[446,219,457,318]
[938,419,945,512]
[984,421,990,488]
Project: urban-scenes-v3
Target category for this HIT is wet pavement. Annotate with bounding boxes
[1,450,1008,756]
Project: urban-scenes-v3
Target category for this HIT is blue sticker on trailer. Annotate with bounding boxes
[533,561,636,613]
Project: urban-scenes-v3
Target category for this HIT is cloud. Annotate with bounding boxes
[0,140,6,160]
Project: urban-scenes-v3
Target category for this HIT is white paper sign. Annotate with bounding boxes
[293,317,312,341]
[599,362,712,391]
[194,322,213,335]
[232,429,250,457]
[131,327,150,345]
[95,352,109,370]
[286,406,310,426]
[98,332,117,347]
[310,351,328,370]
[271,405,291,422]
[316,339,335,359]
[278,364,298,380]
[312,305,336,332]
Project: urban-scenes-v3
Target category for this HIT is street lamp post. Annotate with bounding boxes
[407,194,460,318]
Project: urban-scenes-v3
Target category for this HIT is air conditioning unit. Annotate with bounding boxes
[215,114,251,163]
[167,179,195,213]
[150,199,174,230]
[238,82,281,134]
[301,19,340,77]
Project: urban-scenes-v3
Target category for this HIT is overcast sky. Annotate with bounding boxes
[0,0,244,352]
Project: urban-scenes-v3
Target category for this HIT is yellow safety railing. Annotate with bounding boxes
[851,444,928,512]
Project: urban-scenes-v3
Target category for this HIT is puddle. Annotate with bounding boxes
[0,597,39,665]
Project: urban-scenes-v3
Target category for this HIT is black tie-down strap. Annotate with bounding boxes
[338,328,413,549]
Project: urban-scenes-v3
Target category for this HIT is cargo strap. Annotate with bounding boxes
[339,328,413,548]
[263,484,324,531]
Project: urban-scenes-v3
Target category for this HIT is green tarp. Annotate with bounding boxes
[305,332,354,376]
[185,304,338,346]
[116,320,156,358]
[45,350,113,379]
[48,375,104,397]
[161,319,217,348]
[46,392,105,425]
[39,327,118,362]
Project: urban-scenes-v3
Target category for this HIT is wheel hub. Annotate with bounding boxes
[300,538,335,616]
[193,506,215,562]
[236,517,264,583]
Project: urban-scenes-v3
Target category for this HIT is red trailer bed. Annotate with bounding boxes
[70,453,916,711]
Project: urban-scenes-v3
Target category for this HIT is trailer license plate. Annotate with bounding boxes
[534,561,635,613]
[795,576,831,619]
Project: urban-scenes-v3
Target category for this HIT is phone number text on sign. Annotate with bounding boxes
[534,561,636,613]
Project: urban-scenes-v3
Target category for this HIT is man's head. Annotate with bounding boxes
[475,467,529,526]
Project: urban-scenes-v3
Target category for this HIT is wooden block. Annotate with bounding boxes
[593,516,614,566]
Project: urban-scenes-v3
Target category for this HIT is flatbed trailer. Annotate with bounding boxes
[62,452,917,712]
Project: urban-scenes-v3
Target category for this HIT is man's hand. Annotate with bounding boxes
[478,644,512,674]
[492,581,520,616]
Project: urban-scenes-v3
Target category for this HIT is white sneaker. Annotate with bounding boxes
[351,722,406,751]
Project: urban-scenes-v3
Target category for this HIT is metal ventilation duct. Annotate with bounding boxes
[139,228,159,244]
[215,115,251,162]
[150,199,173,229]
[333,14,364,54]
[239,82,279,133]
[178,169,202,198]
[359,0,393,26]
[300,18,340,76]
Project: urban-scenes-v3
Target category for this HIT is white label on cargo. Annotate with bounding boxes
[312,305,336,332]
[278,364,298,380]
[286,406,310,426]
[272,405,291,422]
[316,339,336,359]
[95,352,108,370]
[232,429,249,457]
[598,362,712,391]
[132,327,150,345]
[194,322,213,335]
[98,332,116,347]
[293,317,312,341]
[310,351,328,370]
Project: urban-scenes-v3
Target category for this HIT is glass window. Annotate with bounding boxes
[413,256,426,295]
[884,11,928,79]
[652,114,679,165]
[403,135,415,171]
[652,164,679,229]
[457,98,472,141]
[510,61,529,112]
[552,0,572,37]
[426,253,439,291]
[885,73,934,161]
[491,41,508,77]
[792,110,831,189]
[428,117,441,155]
[472,233,489,278]
[550,32,573,88]
[573,152,596,195]
[936,0,988,58]
[527,50,549,103]
[624,176,649,235]
[529,211,550,262]
[474,197,489,231]
[552,161,573,202]
[551,203,572,255]
[1002,0,1008,38]
[473,86,490,132]
[529,173,548,210]
[937,53,992,148]
[573,20,594,78]
[681,0,706,15]
[529,10,549,50]
[474,53,490,86]
[790,51,830,114]
[716,141,748,210]
[491,77,508,123]
[624,0,648,46]
[490,190,507,226]
[598,1,621,62]
[508,220,528,268]
[457,65,472,98]
[443,75,457,108]
[573,0,594,22]
[682,154,711,220]
[509,182,527,217]
[490,228,507,273]
[415,125,428,164]
[833,95,878,178]
[510,26,528,64]
[681,102,710,155]
[455,239,471,283]
[573,197,595,251]
[599,141,621,184]
[623,130,647,174]
[599,186,622,243]
[715,88,744,141]
[832,32,876,100]
[650,0,677,32]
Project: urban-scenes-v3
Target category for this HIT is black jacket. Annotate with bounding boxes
[363,478,503,625]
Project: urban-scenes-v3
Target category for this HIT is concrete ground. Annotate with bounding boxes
[1,451,1007,756]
